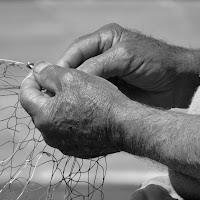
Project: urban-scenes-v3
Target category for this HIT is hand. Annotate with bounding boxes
[57,23,199,109]
[20,62,127,158]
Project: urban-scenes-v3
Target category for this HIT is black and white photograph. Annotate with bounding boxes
[0,0,200,199]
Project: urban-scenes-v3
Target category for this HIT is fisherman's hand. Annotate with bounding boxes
[20,62,128,158]
[58,23,199,109]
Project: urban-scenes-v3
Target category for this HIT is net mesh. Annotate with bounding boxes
[0,60,106,200]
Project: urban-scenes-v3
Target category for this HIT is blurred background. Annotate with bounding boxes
[0,0,200,199]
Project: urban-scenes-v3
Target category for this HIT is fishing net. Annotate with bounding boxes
[0,60,107,200]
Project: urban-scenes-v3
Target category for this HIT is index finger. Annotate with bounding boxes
[57,25,117,69]
[20,70,49,118]
[57,33,101,68]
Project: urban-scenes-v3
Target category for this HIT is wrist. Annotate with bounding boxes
[175,48,200,74]
[172,49,200,108]
[193,49,200,73]
[112,97,200,177]
[111,98,152,154]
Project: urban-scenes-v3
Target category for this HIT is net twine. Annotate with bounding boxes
[0,60,106,200]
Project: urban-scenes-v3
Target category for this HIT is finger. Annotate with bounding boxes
[77,44,132,79]
[33,61,63,94]
[20,70,49,118]
[57,25,118,69]
[57,33,101,68]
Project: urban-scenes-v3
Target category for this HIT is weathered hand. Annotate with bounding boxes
[20,62,127,158]
[58,23,199,109]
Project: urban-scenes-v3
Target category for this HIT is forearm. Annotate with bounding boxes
[175,48,200,74]
[114,99,200,178]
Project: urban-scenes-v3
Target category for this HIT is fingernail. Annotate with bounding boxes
[33,61,51,74]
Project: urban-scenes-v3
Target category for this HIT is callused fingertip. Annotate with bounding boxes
[33,61,52,74]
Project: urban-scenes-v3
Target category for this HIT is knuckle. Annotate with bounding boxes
[101,23,122,30]
[61,71,76,85]
[101,23,124,35]
[98,23,125,44]
[120,28,133,41]
[41,64,58,73]
[41,65,61,80]
[75,35,86,43]
[60,69,83,89]
[117,42,132,56]
[39,65,57,79]
[73,33,92,45]
[40,65,64,91]
[99,25,134,42]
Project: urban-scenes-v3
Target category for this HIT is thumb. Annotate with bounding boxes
[77,45,128,79]
[33,61,63,94]
[20,68,49,118]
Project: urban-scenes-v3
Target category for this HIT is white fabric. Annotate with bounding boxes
[188,86,200,114]
[136,87,200,200]
[139,175,183,199]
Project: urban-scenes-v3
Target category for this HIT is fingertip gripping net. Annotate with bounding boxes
[0,60,107,200]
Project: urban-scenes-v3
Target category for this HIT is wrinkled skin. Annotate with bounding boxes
[56,23,200,199]
[20,24,199,159]
[20,23,200,199]
[58,23,199,109]
[20,63,127,158]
